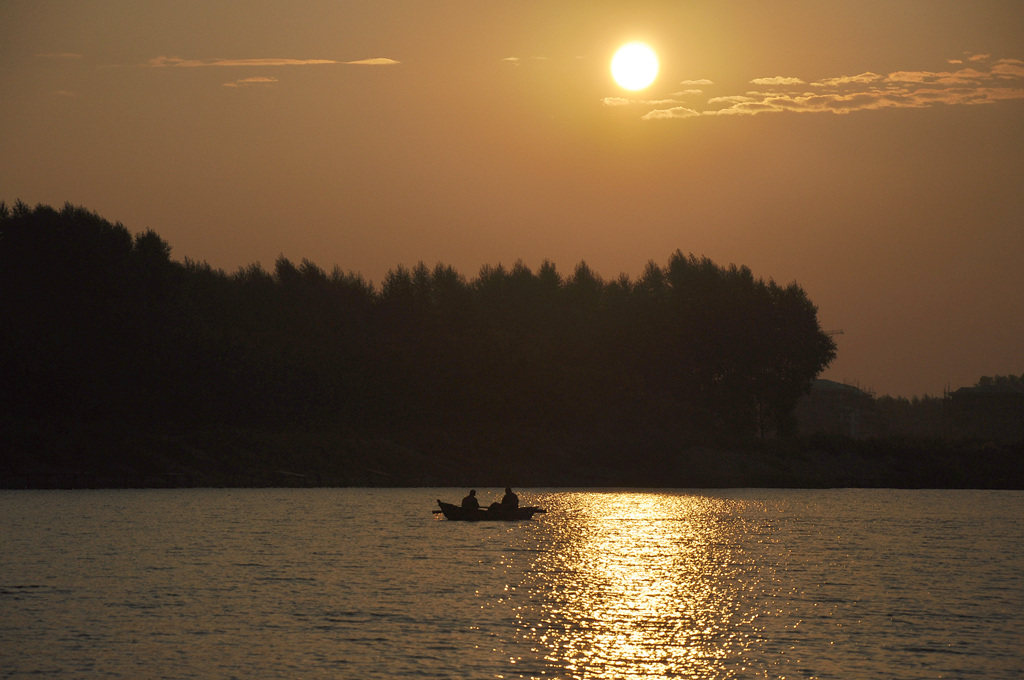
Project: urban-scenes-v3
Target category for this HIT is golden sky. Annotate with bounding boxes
[2,1,1022,397]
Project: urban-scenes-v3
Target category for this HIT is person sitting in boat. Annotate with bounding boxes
[461,489,480,511]
[501,487,519,510]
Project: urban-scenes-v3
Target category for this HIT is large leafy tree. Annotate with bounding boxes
[1,203,836,448]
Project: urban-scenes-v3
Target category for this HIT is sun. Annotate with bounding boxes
[611,42,659,91]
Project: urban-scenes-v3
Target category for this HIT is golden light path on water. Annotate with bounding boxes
[510,492,775,679]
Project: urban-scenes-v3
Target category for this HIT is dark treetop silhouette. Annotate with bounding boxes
[27,201,1021,489]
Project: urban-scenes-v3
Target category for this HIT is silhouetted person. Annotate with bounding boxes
[501,487,519,510]
[461,489,479,511]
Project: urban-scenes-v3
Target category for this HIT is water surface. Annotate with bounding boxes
[2,489,1022,678]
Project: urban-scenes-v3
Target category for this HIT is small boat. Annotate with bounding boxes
[434,500,546,521]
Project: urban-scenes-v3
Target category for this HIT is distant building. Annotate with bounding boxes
[948,382,1024,442]
[795,379,876,438]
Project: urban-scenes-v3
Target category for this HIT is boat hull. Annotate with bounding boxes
[436,500,545,521]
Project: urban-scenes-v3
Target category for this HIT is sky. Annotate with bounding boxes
[2,0,1022,398]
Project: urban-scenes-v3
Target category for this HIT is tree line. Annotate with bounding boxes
[1,202,837,452]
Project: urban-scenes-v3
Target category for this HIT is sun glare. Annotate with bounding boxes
[611,42,659,91]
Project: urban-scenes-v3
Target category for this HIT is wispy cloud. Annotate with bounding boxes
[343,58,399,66]
[750,76,805,86]
[146,56,331,67]
[223,76,279,88]
[992,58,1024,77]
[642,107,701,120]
[603,96,683,108]
[813,72,882,87]
[145,56,399,68]
[502,56,551,66]
[634,54,1024,120]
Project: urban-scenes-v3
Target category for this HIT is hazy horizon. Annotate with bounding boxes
[3,1,1022,398]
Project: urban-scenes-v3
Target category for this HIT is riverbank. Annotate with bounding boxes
[3,418,1022,490]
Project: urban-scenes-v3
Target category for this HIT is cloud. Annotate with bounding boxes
[680,79,714,86]
[641,107,701,120]
[750,76,805,86]
[223,76,279,88]
[502,56,551,65]
[343,58,400,65]
[812,72,882,87]
[707,95,755,106]
[145,56,399,68]
[604,96,685,108]
[146,56,333,67]
[886,67,988,85]
[639,55,1024,121]
[993,59,1024,78]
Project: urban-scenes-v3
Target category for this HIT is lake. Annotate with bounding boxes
[2,488,1022,679]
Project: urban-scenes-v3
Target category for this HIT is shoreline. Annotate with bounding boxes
[4,422,1022,490]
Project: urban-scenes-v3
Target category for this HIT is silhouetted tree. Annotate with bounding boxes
[1,202,838,463]
[0,202,181,421]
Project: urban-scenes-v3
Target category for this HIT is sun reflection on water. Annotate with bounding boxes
[516,492,767,679]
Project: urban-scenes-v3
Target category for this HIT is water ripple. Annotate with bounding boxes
[1,488,1023,679]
